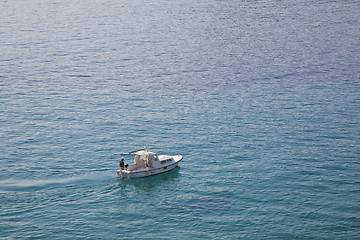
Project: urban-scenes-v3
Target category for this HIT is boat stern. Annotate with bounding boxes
[117,169,130,179]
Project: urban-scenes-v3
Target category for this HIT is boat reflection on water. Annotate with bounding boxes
[117,167,181,193]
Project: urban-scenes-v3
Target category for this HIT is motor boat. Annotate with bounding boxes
[115,149,183,179]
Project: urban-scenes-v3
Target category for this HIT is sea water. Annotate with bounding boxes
[1,0,359,239]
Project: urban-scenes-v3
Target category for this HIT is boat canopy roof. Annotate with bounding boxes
[134,150,158,167]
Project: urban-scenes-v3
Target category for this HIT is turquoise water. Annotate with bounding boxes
[1,0,360,239]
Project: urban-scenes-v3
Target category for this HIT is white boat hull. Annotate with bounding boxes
[117,155,182,179]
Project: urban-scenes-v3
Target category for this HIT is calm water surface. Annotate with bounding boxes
[1,0,359,239]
